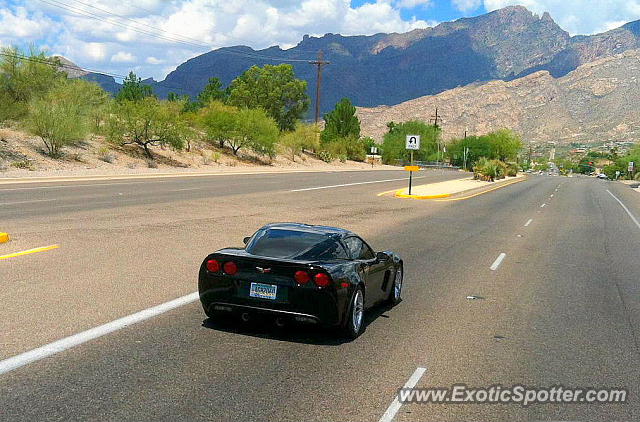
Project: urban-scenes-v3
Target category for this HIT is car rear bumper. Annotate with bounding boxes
[205,302,322,324]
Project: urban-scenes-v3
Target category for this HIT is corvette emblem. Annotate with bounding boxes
[256,267,271,273]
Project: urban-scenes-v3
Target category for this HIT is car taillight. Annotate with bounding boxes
[314,273,331,287]
[223,261,238,275]
[206,259,220,272]
[294,270,310,284]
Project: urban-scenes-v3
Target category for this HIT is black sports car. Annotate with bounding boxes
[198,223,403,338]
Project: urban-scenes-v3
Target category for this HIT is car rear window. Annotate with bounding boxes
[246,229,330,259]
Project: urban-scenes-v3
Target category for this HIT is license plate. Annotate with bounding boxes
[249,282,277,300]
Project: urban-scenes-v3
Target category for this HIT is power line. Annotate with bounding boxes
[37,0,313,63]
[0,51,197,95]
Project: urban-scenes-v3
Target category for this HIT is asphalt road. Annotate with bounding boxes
[1,170,639,421]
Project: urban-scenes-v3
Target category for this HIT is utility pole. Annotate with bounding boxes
[430,108,442,166]
[309,50,330,126]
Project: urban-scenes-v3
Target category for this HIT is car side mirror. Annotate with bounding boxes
[376,251,389,262]
[243,236,251,245]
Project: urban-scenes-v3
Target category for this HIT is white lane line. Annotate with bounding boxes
[0,198,58,206]
[540,203,546,208]
[490,253,507,271]
[607,190,640,230]
[0,181,167,192]
[524,218,533,227]
[378,367,427,422]
[290,177,426,192]
[0,292,199,376]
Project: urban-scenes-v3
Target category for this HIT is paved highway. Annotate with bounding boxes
[1,170,639,421]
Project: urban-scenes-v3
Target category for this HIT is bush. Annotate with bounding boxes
[474,158,508,181]
[11,159,35,170]
[506,162,519,177]
[318,150,333,163]
[97,147,117,164]
[202,151,221,165]
[322,136,366,162]
[146,159,158,168]
[25,79,102,157]
[106,97,188,159]
[278,123,319,161]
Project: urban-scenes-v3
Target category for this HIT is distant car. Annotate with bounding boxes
[597,173,609,180]
[198,223,403,339]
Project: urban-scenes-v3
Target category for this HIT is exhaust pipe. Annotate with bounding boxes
[275,317,286,328]
[240,312,251,322]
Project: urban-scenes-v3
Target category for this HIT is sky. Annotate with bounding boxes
[1,0,640,81]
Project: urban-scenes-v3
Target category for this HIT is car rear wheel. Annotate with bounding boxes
[387,264,403,306]
[341,286,364,339]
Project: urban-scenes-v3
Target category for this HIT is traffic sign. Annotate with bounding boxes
[404,166,420,171]
[406,135,420,150]
[629,161,635,172]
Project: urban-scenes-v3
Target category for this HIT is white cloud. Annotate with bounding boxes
[483,0,640,35]
[451,0,483,12]
[146,56,164,65]
[0,6,52,40]
[111,51,136,63]
[0,0,434,79]
[395,0,432,8]
[84,42,107,61]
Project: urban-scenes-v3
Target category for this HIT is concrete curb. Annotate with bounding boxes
[394,176,526,200]
[395,190,451,199]
[435,177,526,201]
[0,233,10,244]
[0,167,401,185]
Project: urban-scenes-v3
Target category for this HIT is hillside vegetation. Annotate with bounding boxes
[0,47,382,174]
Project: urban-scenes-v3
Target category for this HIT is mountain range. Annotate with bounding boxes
[82,5,640,117]
[357,49,640,145]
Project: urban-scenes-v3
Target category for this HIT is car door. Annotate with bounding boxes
[343,236,387,306]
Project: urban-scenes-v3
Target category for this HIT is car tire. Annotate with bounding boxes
[341,286,365,340]
[387,264,403,306]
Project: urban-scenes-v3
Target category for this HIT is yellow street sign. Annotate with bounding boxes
[404,166,420,171]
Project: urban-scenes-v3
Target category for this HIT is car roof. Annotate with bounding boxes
[260,222,355,238]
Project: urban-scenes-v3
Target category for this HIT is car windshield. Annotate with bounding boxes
[245,228,330,259]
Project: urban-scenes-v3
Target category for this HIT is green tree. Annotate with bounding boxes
[278,124,319,161]
[0,46,67,120]
[488,129,523,161]
[199,101,241,149]
[197,77,227,106]
[106,97,187,158]
[321,98,360,144]
[229,108,279,156]
[227,64,309,131]
[26,79,105,157]
[381,120,439,163]
[116,71,154,102]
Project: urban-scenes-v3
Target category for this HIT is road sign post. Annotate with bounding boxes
[405,135,421,195]
[629,161,635,178]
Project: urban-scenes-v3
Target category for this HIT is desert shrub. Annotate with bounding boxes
[25,79,103,157]
[11,159,35,170]
[146,159,158,168]
[278,123,319,161]
[318,150,333,163]
[506,162,519,177]
[97,147,116,163]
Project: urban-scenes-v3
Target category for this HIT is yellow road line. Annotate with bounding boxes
[434,178,526,201]
[0,244,60,261]
[377,188,399,197]
[0,233,9,244]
